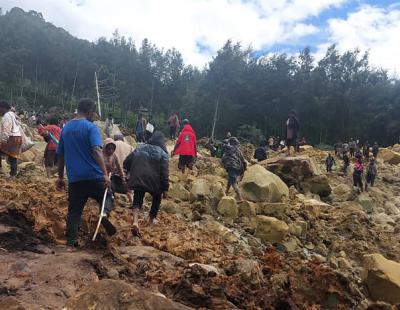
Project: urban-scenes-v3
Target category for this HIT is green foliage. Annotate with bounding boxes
[1,7,400,145]
[237,124,265,145]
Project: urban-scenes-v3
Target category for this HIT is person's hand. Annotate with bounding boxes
[162,192,168,199]
[103,174,111,189]
[56,178,65,191]
[170,151,175,157]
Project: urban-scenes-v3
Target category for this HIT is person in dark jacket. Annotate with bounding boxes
[365,158,377,191]
[285,110,300,156]
[372,142,379,158]
[325,153,336,172]
[123,131,169,237]
[342,151,350,174]
[254,142,268,162]
[222,137,247,202]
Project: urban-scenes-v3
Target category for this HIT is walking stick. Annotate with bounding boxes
[92,174,111,241]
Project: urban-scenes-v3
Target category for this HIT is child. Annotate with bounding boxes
[325,153,336,172]
[365,158,377,191]
[353,158,364,191]
[222,137,247,202]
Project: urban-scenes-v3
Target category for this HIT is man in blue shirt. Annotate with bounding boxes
[56,98,116,248]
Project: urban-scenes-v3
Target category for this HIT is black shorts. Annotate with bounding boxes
[44,150,57,167]
[178,155,194,170]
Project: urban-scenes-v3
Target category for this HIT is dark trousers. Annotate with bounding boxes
[169,126,176,139]
[353,174,363,190]
[132,190,161,219]
[367,173,376,187]
[326,164,333,172]
[349,148,355,157]
[67,179,113,245]
[0,153,17,176]
[136,132,144,143]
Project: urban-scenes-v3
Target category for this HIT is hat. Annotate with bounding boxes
[182,119,190,125]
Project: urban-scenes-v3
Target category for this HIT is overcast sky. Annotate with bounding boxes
[2,0,400,73]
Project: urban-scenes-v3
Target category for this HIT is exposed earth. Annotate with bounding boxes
[1,128,400,309]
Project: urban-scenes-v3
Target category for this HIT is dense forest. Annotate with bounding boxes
[1,7,400,145]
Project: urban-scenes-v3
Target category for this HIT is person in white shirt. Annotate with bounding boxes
[0,100,22,177]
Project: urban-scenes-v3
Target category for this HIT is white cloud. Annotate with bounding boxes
[320,5,400,74]
[1,0,345,67]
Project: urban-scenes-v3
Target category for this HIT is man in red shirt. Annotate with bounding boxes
[171,119,197,173]
[38,117,61,178]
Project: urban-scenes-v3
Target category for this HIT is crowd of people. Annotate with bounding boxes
[0,99,388,248]
[327,139,380,192]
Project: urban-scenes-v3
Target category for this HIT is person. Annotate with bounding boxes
[123,131,169,237]
[171,119,197,173]
[353,157,364,192]
[268,136,274,149]
[0,100,22,177]
[113,134,134,204]
[372,142,379,158]
[342,141,349,154]
[285,110,299,156]
[334,141,342,157]
[342,151,350,174]
[104,113,114,138]
[135,113,146,143]
[38,117,61,178]
[363,142,370,160]
[59,116,68,129]
[168,113,179,140]
[254,142,268,162]
[113,134,134,169]
[206,139,217,157]
[145,115,156,141]
[365,158,377,191]
[349,139,356,157]
[222,137,247,202]
[325,153,336,172]
[56,98,116,248]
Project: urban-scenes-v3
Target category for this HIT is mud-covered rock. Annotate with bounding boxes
[169,183,190,201]
[379,148,400,165]
[64,279,192,310]
[217,196,238,219]
[362,254,400,304]
[254,215,289,244]
[241,165,289,203]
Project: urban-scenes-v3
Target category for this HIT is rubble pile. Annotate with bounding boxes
[1,138,400,309]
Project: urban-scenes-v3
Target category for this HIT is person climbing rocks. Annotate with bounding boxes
[103,138,129,206]
[363,142,370,160]
[342,151,350,174]
[38,117,61,178]
[135,113,146,143]
[254,141,268,162]
[113,134,134,169]
[0,100,22,177]
[325,153,336,172]
[222,137,247,202]
[123,131,169,237]
[168,112,179,140]
[349,138,356,158]
[365,158,377,191]
[171,119,197,173]
[285,110,299,156]
[104,113,114,138]
[353,157,364,192]
[372,142,379,158]
[56,98,116,249]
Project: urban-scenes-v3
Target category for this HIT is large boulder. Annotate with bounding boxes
[64,279,192,310]
[240,165,289,203]
[362,254,400,304]
[202,220,239,243]
[357,193,375,213]
[264,155,332,197]
[189,179,211,202]
[254,215,289,244]
[379,148,400,165]
[169,183,190,201]
[217,196,238,219]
